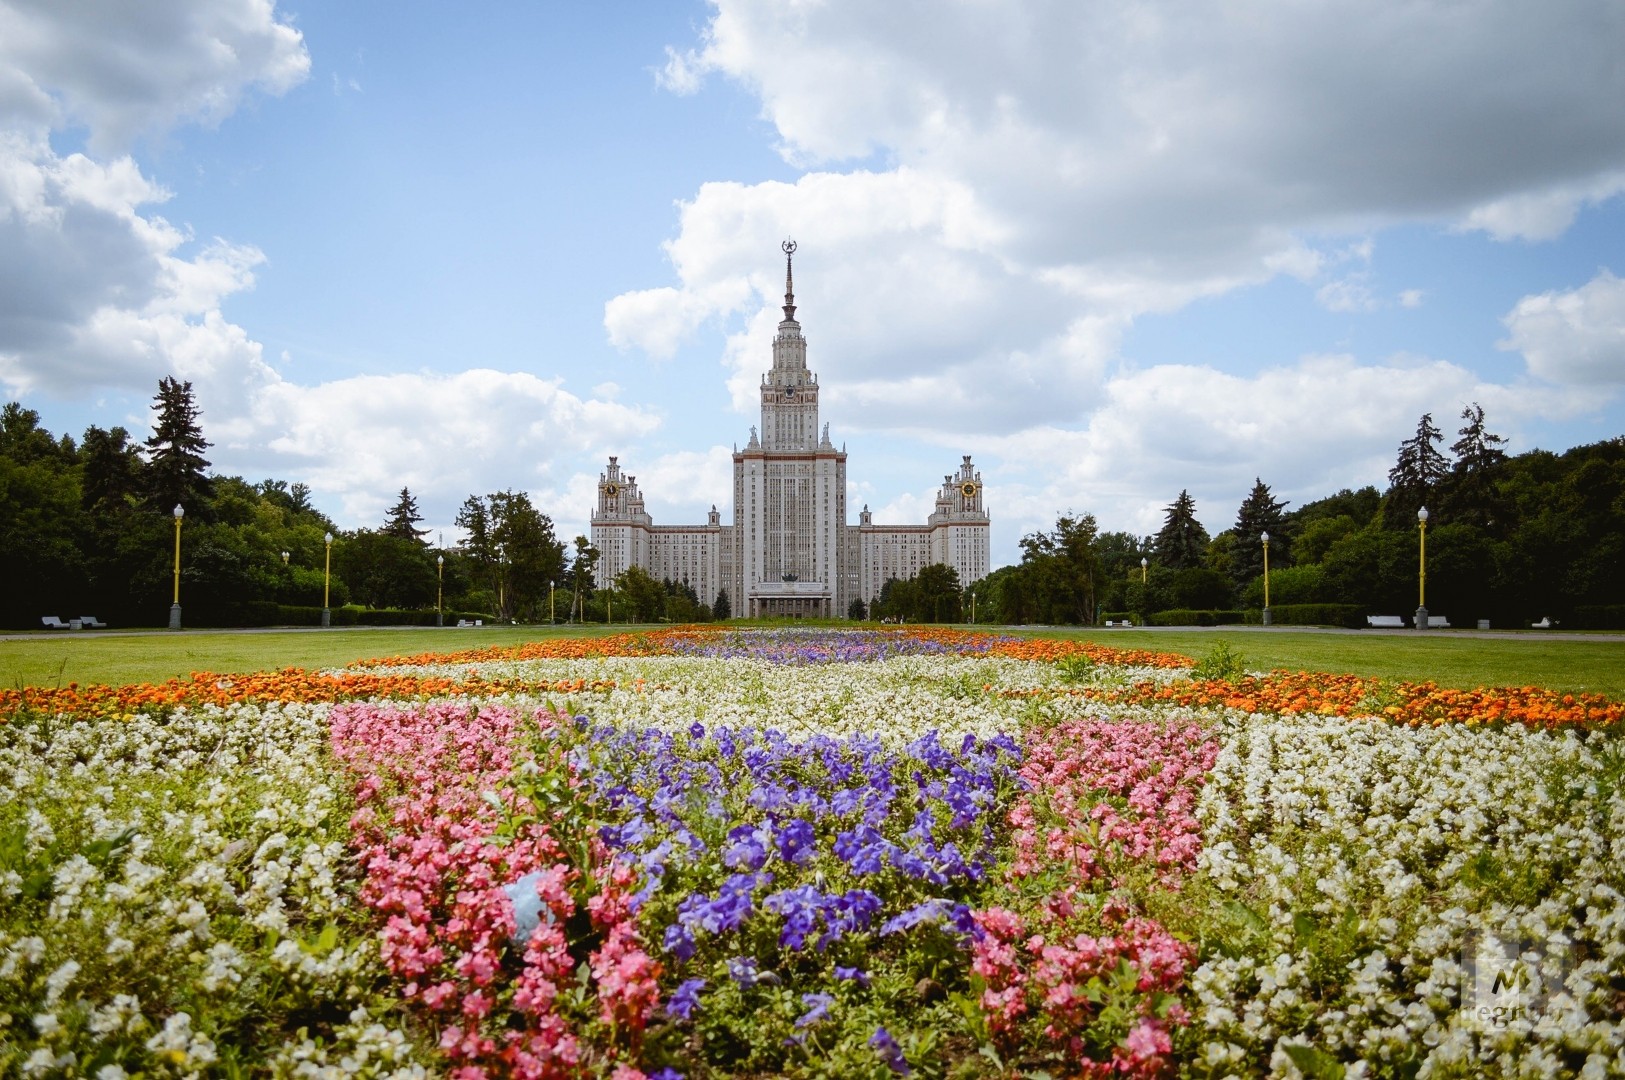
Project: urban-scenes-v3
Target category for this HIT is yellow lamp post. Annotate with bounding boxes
[322,532,333,628]
[1260,531,1272,626]
[549,581,556,625]
[168,504,184,630]
[436,554,444,627]
[1415,507,1429,630]
[1140,556,1148,583]
[281,550,289,565]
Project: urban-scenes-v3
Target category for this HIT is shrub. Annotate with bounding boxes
[1148,609,1244,627]
[1248,603,1366,628]
[1572,605,1625,630]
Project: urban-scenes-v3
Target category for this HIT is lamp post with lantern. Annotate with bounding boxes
[436,554,445,627]
[1140,556,1148,583]
[322,532,333,628]
[1261,531,1272,626]
[1415,507,1429,630]
[168,504,184,630]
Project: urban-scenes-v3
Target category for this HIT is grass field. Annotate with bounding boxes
[3,622,1623,697]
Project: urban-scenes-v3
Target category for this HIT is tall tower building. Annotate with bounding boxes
[593,241,989,617]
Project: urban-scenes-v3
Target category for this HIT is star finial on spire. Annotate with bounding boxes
[781,238,797,321]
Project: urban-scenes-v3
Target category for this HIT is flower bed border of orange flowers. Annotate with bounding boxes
[4,626,1619,730]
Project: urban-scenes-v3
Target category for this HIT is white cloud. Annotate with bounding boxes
[0,0,309,151]
[973,352,1578,554]
[216,369,661,527]
[1399,289,1425,309]
[622,445,736,522]
[619,0,1625,454]
[0,0,308,402]
[1500,270,1625,387]
[1459,173,1625,242]
[1316,274,1379,313]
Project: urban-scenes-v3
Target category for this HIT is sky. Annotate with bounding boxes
[3,0,1623,569]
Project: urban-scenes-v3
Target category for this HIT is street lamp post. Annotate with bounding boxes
[436,554,445,627]
[322,532,333,628]
[1415,507,1429,630]
[1140,556,1148,583]
[1260,531,1272,626]
[549,581,556,625]
[281,550,289,566]
[168,504,184,630]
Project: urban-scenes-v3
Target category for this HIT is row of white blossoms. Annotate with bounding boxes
[2,649,1620,1077]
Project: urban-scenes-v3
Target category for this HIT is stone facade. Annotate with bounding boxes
[591,243,990,617]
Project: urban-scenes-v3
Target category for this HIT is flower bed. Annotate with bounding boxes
[3,628,1622,1078]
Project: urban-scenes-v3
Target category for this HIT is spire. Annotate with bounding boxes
[781,238,797,321]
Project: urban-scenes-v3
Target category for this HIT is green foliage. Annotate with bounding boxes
[1230,477,1291,593]
[143,376,213,514]
[1153,489,1209,569]
[1003,513,1103,625]
[1190,639,1247,681]
[1243,563,1328,607]
[1148,609,1245,627]
[1249,603,1366,628]
[1385,411,1449,528]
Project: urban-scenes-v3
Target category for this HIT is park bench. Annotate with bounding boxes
[1104,619,1133,627]
[1425,615,1451,628]
[1366,615,1405,628]
[41,616,71,630]
[79,616,107,629]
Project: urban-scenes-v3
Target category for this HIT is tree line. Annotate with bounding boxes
[6,384,1619,629]
[0,380,613,629]
[963,405,1624,629]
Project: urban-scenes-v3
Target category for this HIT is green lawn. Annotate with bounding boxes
[2,623,1622,698]
[0,625,617,690]
[1026,627,1625,698]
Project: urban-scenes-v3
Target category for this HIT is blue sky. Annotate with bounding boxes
[3,1,1623,568]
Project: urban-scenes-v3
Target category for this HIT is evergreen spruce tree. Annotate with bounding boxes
[1385,412,1449,527]
[1230,478,1291,592]
[1153,490,1210,569]
[714,588,732,620]
[383,486,430,542]
[144,377,213,513]
[1441,402,1509,531]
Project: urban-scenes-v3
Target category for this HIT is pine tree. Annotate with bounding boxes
[1231,478,1290,590]
[383,486,429,542]
[1441,402,1509,530]
[1385,412,1449,527]
[714,588,732,620]
[144,377,213,513]
[1153,490,1210,569]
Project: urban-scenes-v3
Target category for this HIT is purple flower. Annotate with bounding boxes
[723,822,771,871]
[870,1027,911,1075]
[650,1070,685,1080]
[726,955,762,987]
[795,992,835,1028]
[834,965,870,987]
[663,922,697,962]
[774,818,817,865]
[666,978,706,1020]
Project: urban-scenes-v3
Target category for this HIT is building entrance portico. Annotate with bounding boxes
[748,580,832,618]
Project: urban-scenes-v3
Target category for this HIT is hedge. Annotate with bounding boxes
[1571,605,1625,630]
[1147,608,1245,627]
[1246,603,1366,629]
